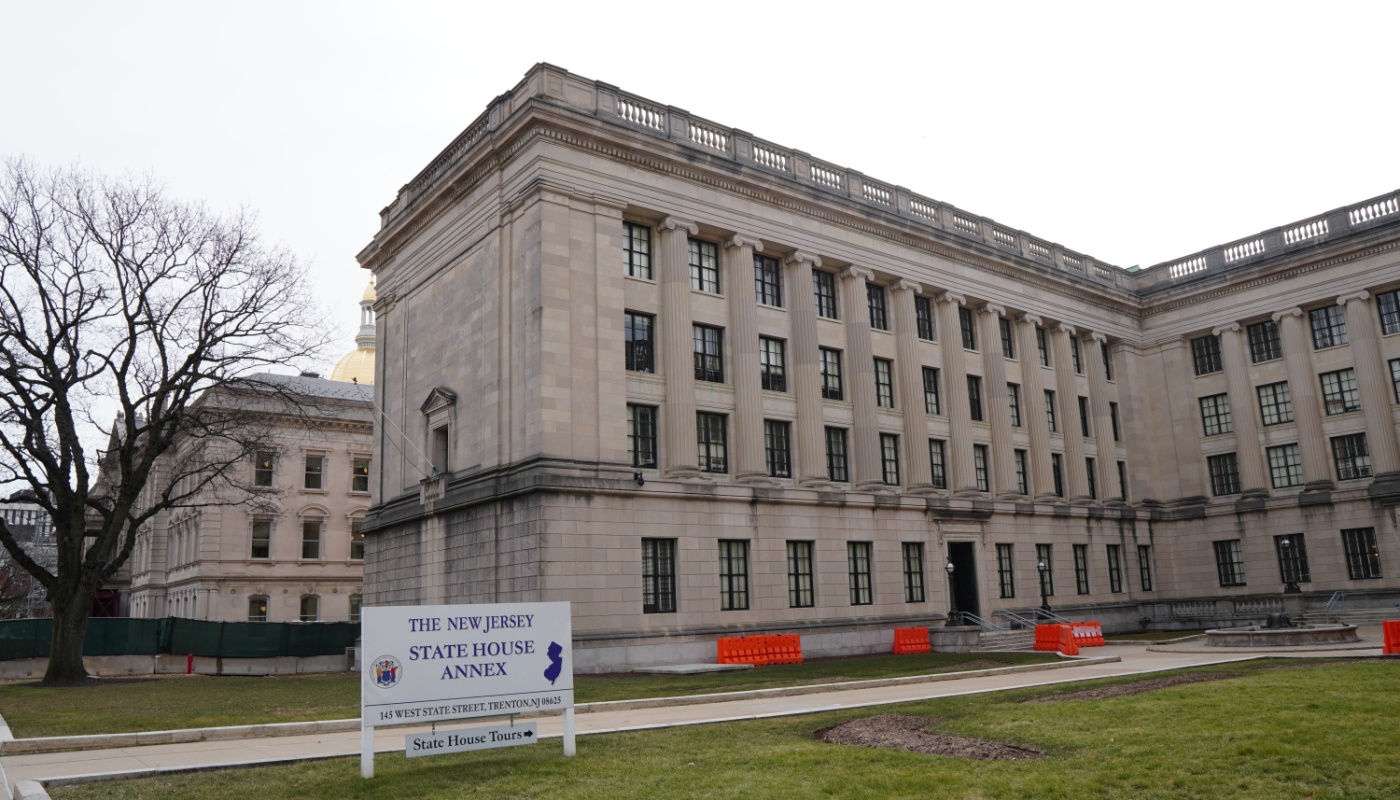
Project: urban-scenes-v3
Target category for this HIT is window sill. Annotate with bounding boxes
[300,488,328,494]
[624,274,657,285]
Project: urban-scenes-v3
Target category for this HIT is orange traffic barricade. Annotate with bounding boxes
[1383,620,1400,655]
[718,634,803,666]
[1058,623,1080,656]
[892,627,931,655]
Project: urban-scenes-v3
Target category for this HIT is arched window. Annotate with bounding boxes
[248,596,269,622]
[300,594,320,622]
[349,594,362,623]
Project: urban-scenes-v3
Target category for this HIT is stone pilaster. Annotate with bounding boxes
[1085,332,1121,501]
[658,217,702,479]
[1338,291,1400,479]
[839,266,886,491]
[785,252,831,487]
[936,292,978,494]
[891,280,934,491]
[1213,323,1269,498]
[978,304,1018,497]
[1015,314,1056,500]
[724,235,770,484]
[1274,307,1332,491]
[1050,324,1091,503]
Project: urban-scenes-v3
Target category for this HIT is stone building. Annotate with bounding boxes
[357,63,1400,669]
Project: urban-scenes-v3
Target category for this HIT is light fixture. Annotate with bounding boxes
[633,472,645,487]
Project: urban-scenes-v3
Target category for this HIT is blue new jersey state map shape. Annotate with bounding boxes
[543,641,563,685]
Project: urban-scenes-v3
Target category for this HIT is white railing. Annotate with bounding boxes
[1224,238,1266,262]
[952,214,979,234]
[992,227,1017,247]
[1283,217,1329,245]
[1062,254,1083,270]
[1350,196,1399,225]
[863,183,892,206]
[617,96,665,131]
[910,199,939,221]
[1168,255,1208,279]
[1027,240,1052,259]
[688,121,728,152]
[811,163,844,190]
[752,143,788,172]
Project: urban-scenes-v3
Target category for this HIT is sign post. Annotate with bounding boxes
[360,601,573,778]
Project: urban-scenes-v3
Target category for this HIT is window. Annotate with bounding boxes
[915,295,935,341]
[697,413,728,473]
[1137,545,1154,592]
[300,595,320,622]
[759,337,787,392]
[1036,325,1050,366]
[1085,457,1097,499]
[1319,369,1360,415]
[253,451,274,488]
[627,405,658,468]
[958,306,977,350]
[1267,444,1303,489]
[1036,543,1054,597]
[623,222,652,279]
[351,456,370,493]
[1392,359,1400,403]
[996,544,1015,598]
[1118,460,1128,501]
[304,454,325,490]
[1045,390,1058,432]
[881,433,901,486]
[754,254,782,306]
[1342,528,1382,580]
[1257,382,1294,425]
[968,375,984,422]
[1073,544,1090,595]
[820,348,844,400]
[973,444,989,492]
[251,519,271,559]
[1051,453,1064,497]
[867,283,889,331]
[642,538,677,613]
[718,540,750,611]
[1248,320,1282,362]
[1309,305,1348,349]
[431,425,449,474]
[1208,453,1241,496]
[1008,383,1022,427]
[302,518,322,559]
[874,358,895,408]
[848,542,873,605]
[826,427,849,482]
[1014,449,1028,495]
[248,596,269,622]
[1101,341,1113,380]
[1191,334,1223,375]
[922,367,941,414]
[1213,540,1246,587]
[1078,396,1092,437]
[765,420,792,478]
[1274,534,1311,585]
[350,518,365,560]
[902,543,925,603]
[1000,318,1015,358]
[1106,544,1123,593]
[624,311,654,373]
[787,541,815,608]
[929,439,948,490]
[1332,433,1371,480]
[689,238,719,293]
[349,595,362,623]
[1199,393,1233,436]
[1070,334,1082,374]
[814,270,838,319]
[693,324,724,382]
[1379,289,1400,335]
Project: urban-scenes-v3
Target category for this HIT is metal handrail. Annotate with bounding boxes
[995,607,1070,626]
[1322,591,1347,621]
[958,612,1008,632]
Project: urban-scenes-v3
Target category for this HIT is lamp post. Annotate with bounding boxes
[1280,537,1301,594]
[944,560,958,626]
[1036,560,1051,615]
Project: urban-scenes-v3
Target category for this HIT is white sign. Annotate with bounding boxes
[407,722,538,757]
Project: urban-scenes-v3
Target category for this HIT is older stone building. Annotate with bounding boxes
[357,63,1400,669]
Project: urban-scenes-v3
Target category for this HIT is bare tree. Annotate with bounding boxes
[0,160,330,683]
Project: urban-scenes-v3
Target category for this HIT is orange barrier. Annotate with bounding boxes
[1058,624,1080,656]
[892,627,932,655]
[1072,621,1105,647]
[1383,620,1400,655]
[1033,624,1063,652]
[717,634,804,666]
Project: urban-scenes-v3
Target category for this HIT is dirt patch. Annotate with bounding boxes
[815,714,1044,760]
[1023,672,1234,703]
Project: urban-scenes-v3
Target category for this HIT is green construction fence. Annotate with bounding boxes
[0,617,360,661]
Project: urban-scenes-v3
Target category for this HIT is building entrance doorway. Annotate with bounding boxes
[947,542,980,621]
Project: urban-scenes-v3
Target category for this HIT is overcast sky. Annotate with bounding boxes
[4,1,1397,372]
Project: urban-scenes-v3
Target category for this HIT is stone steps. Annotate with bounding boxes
[976,630,1036,652]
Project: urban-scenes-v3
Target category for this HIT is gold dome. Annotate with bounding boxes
[330,347,375,385]
[361,281,377,304]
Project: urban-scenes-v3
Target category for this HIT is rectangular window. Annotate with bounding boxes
[350,519,365,560]
[875,358,895,408]
[972,444,989,492]
[1106,544,1123,593]
[301,519,321,559]
[1191,334,1223,375]
[1036,543,1054,597]
[351,456,370,493]
[1110,402,1121,442]
[1078,396,1092,437]
[1208,452,1241,496]
[922,367,941,414]
[820,348,844,400]
[1342,527,1383,580]
[958,306,977,350]
[848,542,873,605]
[1008,383,1022,427]
[902,543,926,603]
[623,222,652,280]
[929,439,947,490]
[1257,381,1294,425]
[628,405,658,468]
[431,425,449,474]
[1267,444,1303,488]
[786,541,815,608]
[1199,393,1233,436]
[996,543,1015,598]
[826,427,849,482]
[1137,545,1154,591]
[642,538,677,613]
[867,283,889,331]
[968,375,984,421]
[693,324,724,383]
[1392,359,1400,403]
[1045,390,1058,432]
[881,433,901,486]
[1000,317,1015,358]
[1320,369,1361,415]
[1274,534,1311,585]
[697,413,728,474]
[1332,433,1372,480]
[754,254,783,307]
[1014,449,1028,495]
[915,295,935,341]
[1085,457,1097,500]
[718,540,749,611]
[1036,325,1050,367]
[764,420,792,478]
[1118,460,1128,501]
[1051,453,1064,497]
[1309,305,1348,349]
[1214,539,1246,587]
[1073,544,1090,595]
[350,595,362,624]
[1070,334,1083,374]
[814,270,838,319]
[253,451,274,488]
[1379,289,1400,335]
[624,311,654,373]
[1101,341,1114,380]
[1248,320,1282,363]
[689,238,720,293]
[759,337,787,392]
[304,454,325,490]
[251,520,271,559]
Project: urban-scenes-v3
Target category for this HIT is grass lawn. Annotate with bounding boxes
[49,660,1400,800]
[0,652,1055,738]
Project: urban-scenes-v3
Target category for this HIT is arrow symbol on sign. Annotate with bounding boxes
[524,731,534,738]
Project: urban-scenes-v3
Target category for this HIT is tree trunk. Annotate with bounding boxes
[44,589,94,683]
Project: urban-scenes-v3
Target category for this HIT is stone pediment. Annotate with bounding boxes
[419,387,458,415]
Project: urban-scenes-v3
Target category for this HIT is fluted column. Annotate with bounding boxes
[977,304,1018,497]
[936,292,978,494]
[724,235,769,483]
[890,280,933,492]
[1085,332,1121,501]
[658,217,702,479]
[1015,314,1056,500]
[839,267,885,490]
[786,253,831,487]
[1339,291,1400,477]
[1274,307,1332,490]
[1050,324,1091,502]
[1213,323,1269,497]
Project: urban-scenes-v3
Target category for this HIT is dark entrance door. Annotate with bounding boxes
[947,542,980,621]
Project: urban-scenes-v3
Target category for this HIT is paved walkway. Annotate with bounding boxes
[2,637,1386,794]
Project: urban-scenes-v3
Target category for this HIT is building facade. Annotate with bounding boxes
[357,64,1400,669]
